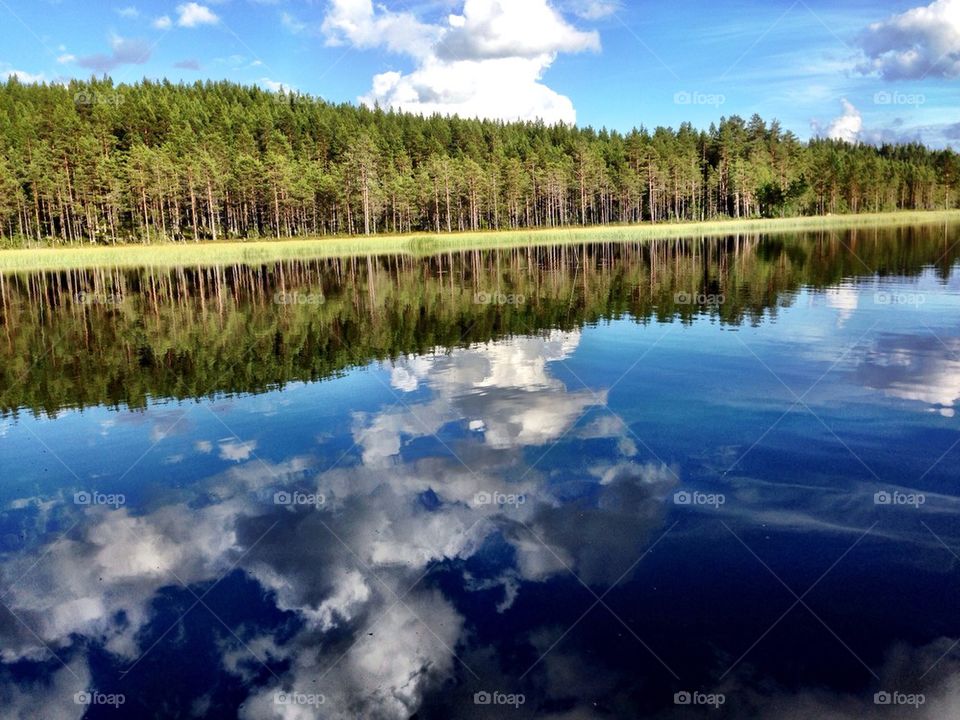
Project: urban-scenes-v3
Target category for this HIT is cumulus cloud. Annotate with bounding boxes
[4,324,960,718]
[360,332,600,465]
[76,35,151,73]
[152,15,172,30]
[257,77,292,92]
[0,502,239,663]
[0,658,90,720]
[176,2,219,28]
[321,0,441,58]
[812,102,951,148]
[322,0,602,124]
[218,438,257,462]
[0,67,45,83]
[438,0,599,61]
[856,334,960,415]
[813,99,863,143]
[858,0,960,79]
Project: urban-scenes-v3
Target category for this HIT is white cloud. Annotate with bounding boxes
[362,332,600,464]
[153,15,172,30]
[56,53,75,64]
[439,0,599,61]
[858,0,960,79]
[323,0,602,125]
[0,502,238,662]
[177,2,219,28]
[0,68,45,83]
[0,659,90,720]
[218,438,257,462]
[857,335,960,413]
[117,5,139,18]
[816,98,863,143]
[322,0,441,58]
[258,77,293,92]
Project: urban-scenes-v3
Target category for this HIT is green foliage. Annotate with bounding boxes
[1,77,958,247]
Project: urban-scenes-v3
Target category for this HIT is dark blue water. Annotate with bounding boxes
[1,237,960,719]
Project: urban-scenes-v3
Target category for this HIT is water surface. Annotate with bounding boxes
[1,225,959,718]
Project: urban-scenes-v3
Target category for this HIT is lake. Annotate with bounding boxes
[1,224,959,719]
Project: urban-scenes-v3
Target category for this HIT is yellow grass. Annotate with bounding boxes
[1,210,958,273]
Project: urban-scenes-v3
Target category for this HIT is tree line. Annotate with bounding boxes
[0,77,958,246]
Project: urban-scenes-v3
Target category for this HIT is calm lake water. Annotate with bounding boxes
[1,225,960,719]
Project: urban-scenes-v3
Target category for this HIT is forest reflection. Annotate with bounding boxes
[2,224,958,416]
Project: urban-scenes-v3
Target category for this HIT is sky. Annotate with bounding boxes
[0,0,958,147]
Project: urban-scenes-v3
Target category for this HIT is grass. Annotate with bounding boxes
[1,210,958,273]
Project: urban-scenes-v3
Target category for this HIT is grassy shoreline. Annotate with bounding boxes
[2,210,958,273]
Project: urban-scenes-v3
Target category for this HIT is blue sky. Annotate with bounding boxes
[1,0,958,146]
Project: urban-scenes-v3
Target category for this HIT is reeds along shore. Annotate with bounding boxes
[1,210,959,273]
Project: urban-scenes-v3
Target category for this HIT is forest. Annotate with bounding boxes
[0,77,958,246]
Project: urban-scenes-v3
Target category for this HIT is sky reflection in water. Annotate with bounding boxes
[1,235,960,719]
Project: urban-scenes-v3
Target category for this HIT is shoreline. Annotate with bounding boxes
[1,210,958,273]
